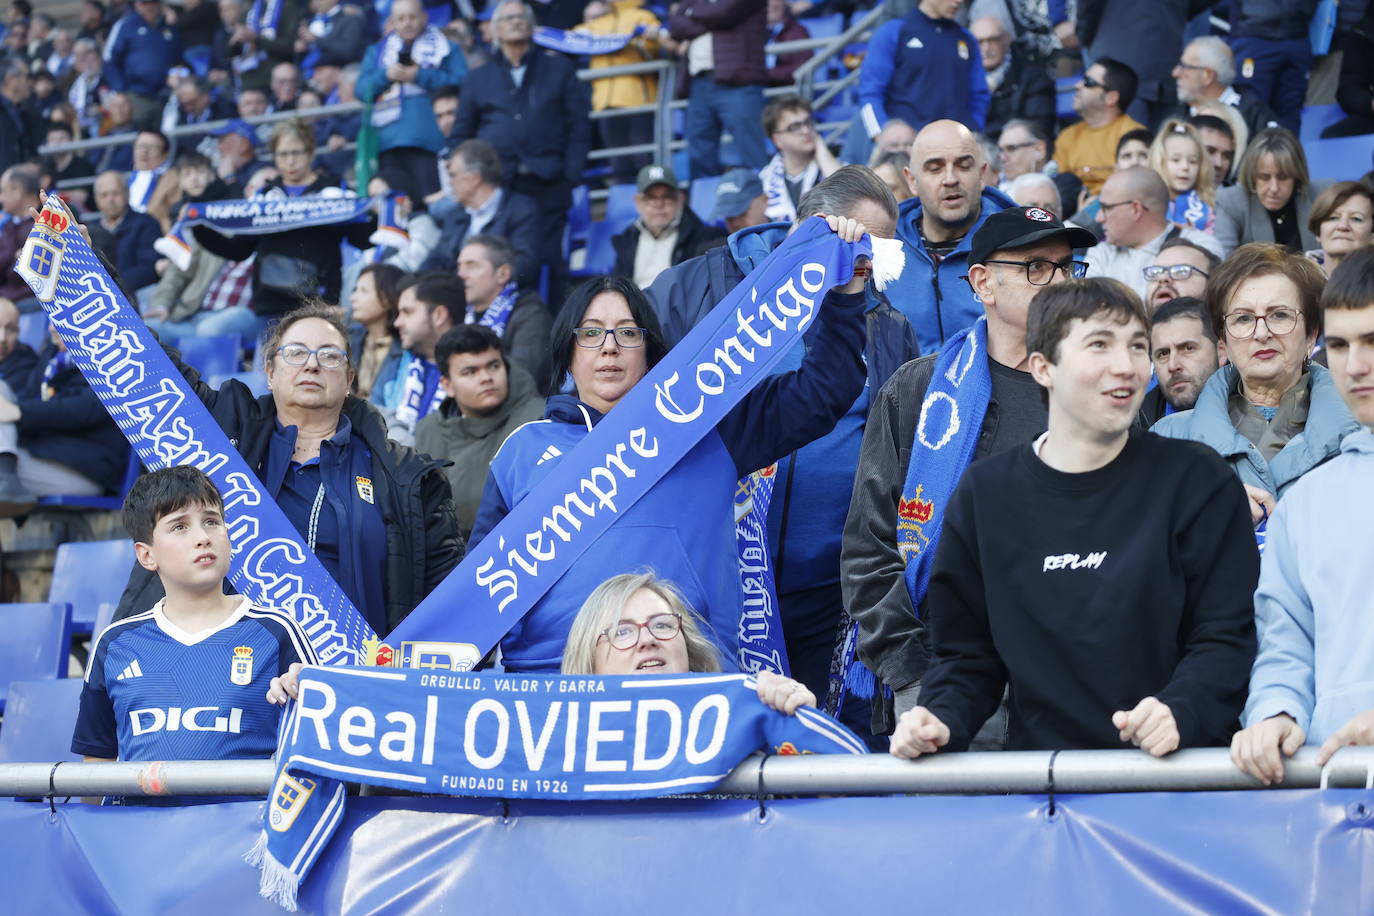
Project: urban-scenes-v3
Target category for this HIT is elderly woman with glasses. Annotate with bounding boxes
[1152,243,1359,522]
[111,301,462,635]
[471,221,871,673]
[560,572,815,714]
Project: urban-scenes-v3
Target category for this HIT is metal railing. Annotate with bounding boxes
[39,7,890,193]
[7,748,1374,800]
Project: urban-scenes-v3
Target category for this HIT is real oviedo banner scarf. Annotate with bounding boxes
[251,668,867,909]
[15,200,377,666]
[386,218,872,660]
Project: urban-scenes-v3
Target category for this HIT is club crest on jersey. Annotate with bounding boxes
[1242,58,1254,79]
[231,645,254,685]
[957,40,969,59]
[269,772,317,833]
[355,475,374,504]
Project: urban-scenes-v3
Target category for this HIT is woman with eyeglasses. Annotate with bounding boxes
[1304,181,1374,279]
[470,223,871,673]
[111,300,462,637]
[560,572,816,715]
[1152,243,1359,522]
[1213,128,1330,257]
[192,120,378,341]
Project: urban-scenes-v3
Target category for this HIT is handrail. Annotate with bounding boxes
[792,4,889,100]
[6,748,1374,799]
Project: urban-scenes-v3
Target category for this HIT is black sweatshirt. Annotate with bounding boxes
[921,430,1259,752]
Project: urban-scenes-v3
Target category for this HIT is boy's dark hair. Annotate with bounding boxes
[549,275,667,395]
[1150,295,1216,343]
[123,466,225,545]
[1095,57,1138,113]
[436,324,504,377]
[174,151,213,173]
[1116,128,1153,157]
[398,271,465,325]
[1026,277,1149,365]
[1321,245,1374,313]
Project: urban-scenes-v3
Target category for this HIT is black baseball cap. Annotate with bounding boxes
[968,206,1098,267]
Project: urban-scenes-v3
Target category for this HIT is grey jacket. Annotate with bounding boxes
[1214,181,1330,256]
[414,360,545,539]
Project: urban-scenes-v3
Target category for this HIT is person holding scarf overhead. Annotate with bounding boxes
[469,207,874,674]
[112,300,462,637]
[357,0,467,202]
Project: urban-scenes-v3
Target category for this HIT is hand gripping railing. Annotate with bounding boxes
[7,748,1374,800]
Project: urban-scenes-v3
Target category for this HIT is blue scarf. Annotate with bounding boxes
[250,666,866,908]
[391,353,443,433]
[734,466,789,675]
[15,201,376,666]
[249,0,285,40]
[467,281,518,337]
[372,27,450,127]
[533,25,644,56]
[1167,190,1212,232]
[380,219,868,663]
[157,194,377,272]
[842,318,992,701]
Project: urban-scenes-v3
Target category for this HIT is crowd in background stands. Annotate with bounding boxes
[0,0,1371,762]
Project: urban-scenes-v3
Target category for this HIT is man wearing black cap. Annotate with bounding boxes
[611,164,723,290]
[841,205,1097,737]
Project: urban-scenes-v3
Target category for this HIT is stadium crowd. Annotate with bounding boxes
[0,0,1370,782]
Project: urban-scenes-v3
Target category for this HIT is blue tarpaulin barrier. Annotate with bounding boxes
[4,790,1371,914]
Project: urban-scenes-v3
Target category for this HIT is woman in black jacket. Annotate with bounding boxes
[192,119,376,339]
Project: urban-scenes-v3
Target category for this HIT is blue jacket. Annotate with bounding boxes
[357,35,468,155]
[15,346,130,493]
[1243,428,1374,744]
[889,186,1016,355]
[93,210,163,292]
[103,11,183,98]
[857,8,988,137]
[646,221,919,607]
[1151,364,1359,499]
[469,289,869,672]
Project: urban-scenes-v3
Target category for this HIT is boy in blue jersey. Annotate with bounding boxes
[72,466,317,802]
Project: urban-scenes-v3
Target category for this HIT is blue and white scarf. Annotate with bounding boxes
[249,0,285,40]
[760,155,820,224]
[155,193,377,272]
[372,27,451,128]
[380,219,871,662]
[369,192,410,260]
[466,281,518,337]
[534,25,643,56]
[841,318,992,700]
[15,201,376,666]
[250,666,866,909]
[734,466,789,675]
[392,353,444,433]
[1167,189,1213,232]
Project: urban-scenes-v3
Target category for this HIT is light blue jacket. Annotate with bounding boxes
[1242,428,1374,743]
[1151,363,1358,499]
[357,36,467,154]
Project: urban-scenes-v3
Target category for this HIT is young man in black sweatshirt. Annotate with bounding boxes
[890,278,1259,758]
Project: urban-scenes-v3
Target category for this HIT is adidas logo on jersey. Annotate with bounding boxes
[115,660,144,680]
[129,706,245,736]
[537,445,563,465]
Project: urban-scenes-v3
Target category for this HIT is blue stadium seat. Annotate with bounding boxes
[0,603,71,712]
[208,370,269,397]
[606,183,639,234]
[0,679,83,764]
[672,148,690,183]
[575,221,618,277]
[567,184,591,247]
[1300,103,1345,142]
[799,13,844,40]
[36,450,141,512]
[49,540,136,637]
[17,312,46,352]
[177,335,241,378]
[1306,136,1374,182]
[690,176,724,228]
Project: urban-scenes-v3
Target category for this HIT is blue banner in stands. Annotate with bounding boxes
[14,200,376,666]
[532,25,643,56]
[385,218,867,663]
[4,790,1372,913]
[252,667,864,907]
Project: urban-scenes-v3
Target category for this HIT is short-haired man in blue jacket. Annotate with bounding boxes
[102,0,182,129]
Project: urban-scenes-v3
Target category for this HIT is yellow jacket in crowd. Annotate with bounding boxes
[577,0,663,111]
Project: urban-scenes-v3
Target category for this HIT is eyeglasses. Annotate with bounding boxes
[573,326,648,348]
[1223,308,1300,339]
[1143,264,1209,282]
[982,257,1088,286]
[1080,75,1105,90]
[1098,199,1140,214]
[275,344,349,369]
[1174,60,1210,72]
[777,119,815,135]
[599,613,682,650]
[998,140,1037,156]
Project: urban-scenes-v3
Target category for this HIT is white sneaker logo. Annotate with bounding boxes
[116,660,144,680]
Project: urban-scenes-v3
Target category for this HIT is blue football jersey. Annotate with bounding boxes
[73,597,318,763]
